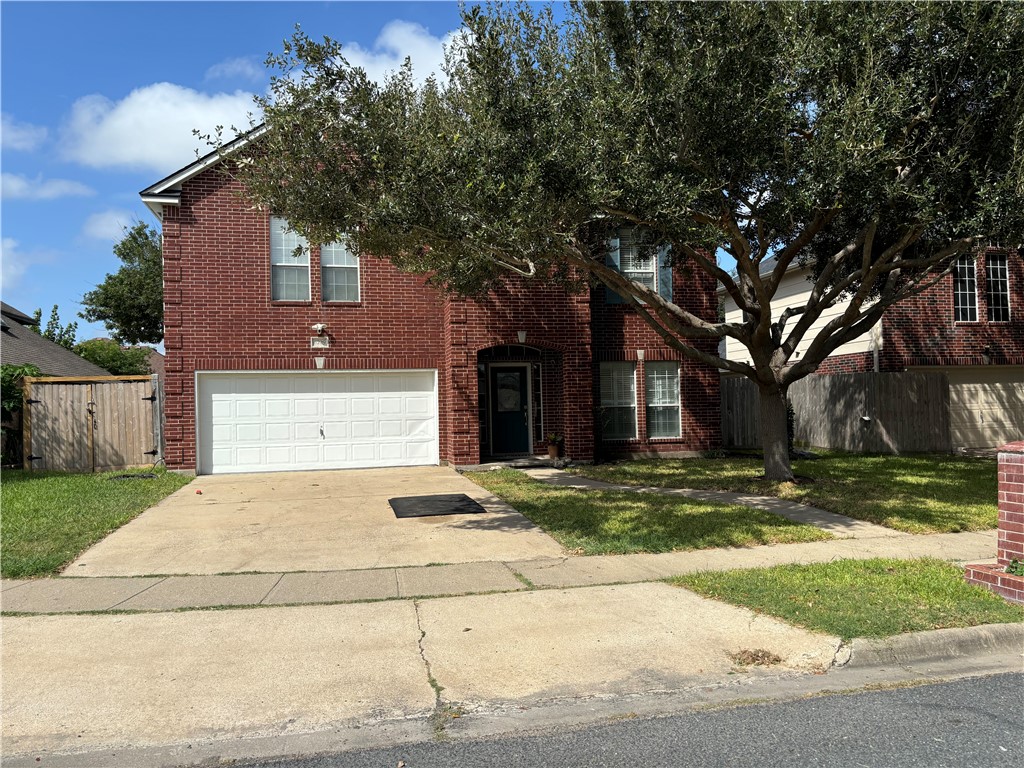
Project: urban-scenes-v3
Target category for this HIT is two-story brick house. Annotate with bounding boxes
[720,250,1024,449]
[141,137,720,474]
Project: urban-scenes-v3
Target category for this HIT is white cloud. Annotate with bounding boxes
[81,209,135,241]
[343,21,461,85]
[1,113,48,151]
[1,238,53,290]
[205,56,265,84]
[1,173,94,200]
[59,83,258,173]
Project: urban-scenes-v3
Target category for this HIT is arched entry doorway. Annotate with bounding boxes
[477,345,561,459]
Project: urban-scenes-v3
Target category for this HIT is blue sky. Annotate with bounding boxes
[1,1,464,340]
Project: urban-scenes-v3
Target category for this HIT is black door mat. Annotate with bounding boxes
[389,494,487,518]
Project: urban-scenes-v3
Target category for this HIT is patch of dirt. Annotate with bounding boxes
[729,648,784,667]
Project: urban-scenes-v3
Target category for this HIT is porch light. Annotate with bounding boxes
[517,330,527,344]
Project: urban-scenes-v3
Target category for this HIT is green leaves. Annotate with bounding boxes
[80,222,164,345]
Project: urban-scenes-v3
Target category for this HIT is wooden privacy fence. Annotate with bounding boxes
[721,372,952,454]
[22,375,164,472]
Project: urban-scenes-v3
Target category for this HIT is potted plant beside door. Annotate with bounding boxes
[546,433,563,459]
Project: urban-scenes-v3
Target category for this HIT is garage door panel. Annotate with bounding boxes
[351,420,376,438]
[198,371,438,474]
[323,398,348,416]
[351,398,375,415]
[294,399,320,417]
[236,424,262,442]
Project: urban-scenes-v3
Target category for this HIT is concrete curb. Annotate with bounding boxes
[836,622,1024,668]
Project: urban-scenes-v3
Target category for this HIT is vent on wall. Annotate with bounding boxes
[310,336,330,349]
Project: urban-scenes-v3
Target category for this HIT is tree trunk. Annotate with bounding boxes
[758,385,794,481]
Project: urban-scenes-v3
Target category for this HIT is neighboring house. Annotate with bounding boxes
[140,136,721,475]
[0,303,109,376]
[719,251,1024,449]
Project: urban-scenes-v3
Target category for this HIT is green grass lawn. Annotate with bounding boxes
[467,469,831,555]
[1,468,192,578]
[673,558,1024,639]
[570,453,996,534]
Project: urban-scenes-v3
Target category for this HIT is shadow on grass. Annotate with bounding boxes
[571,453,997,533]
[466,470,830,555]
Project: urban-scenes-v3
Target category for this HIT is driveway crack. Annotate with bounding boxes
[413,599,462,740]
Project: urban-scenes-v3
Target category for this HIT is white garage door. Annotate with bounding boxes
[944,367,1024,449]
[197,371,438,474]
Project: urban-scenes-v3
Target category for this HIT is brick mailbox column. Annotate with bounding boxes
[964,441,1024,604]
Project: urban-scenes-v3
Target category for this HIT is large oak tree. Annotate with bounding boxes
[226,1,1023,480]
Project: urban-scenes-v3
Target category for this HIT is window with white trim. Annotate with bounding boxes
[599,362,637,440]
[321,240,360,302]
[645,362,681,439]
[618,228,657,291]
[986,253,1010,322]
[952,255,977,322]
[605,227,672,305]
[270,217,310,301]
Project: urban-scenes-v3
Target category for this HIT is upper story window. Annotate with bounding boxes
[952,255,977,322]
[645,362,681,439]
[986,253,1010,322]
[321,240,360,302]
[270,216,310,301]
[599,361,637,440]
[605,227,672,305]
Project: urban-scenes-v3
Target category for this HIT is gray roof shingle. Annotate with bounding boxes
[1,303,110,376]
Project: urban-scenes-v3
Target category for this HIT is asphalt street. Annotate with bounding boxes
[236,672,1023,768]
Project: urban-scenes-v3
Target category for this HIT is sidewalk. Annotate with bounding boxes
[0,530,998,614]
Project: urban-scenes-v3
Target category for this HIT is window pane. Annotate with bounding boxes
[270,217,310,265]
[647,406,681,438]
[600,362,636,439]
[603,407,637,441]
[645,362,680,438]
[618,227,657,293]
[322,266,359,302]
[986,253,1010,322]
[272,264,310,301]
[953,256,978,322]
[321,240,358,267]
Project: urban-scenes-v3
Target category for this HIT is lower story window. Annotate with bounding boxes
[600,362,637,440]
[645,362,681,438]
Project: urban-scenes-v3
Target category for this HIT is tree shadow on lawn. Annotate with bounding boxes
[466,471,831,555]
[573,453,997,534]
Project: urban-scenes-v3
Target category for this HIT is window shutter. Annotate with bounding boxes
[658,245,673,303]
[605,235,625,305]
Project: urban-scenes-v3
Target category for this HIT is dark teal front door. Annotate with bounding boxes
[490,366,530,455]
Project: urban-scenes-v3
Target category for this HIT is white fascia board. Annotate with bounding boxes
[139,124,267,219]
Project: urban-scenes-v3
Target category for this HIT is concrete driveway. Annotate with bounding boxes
[67,466,565,577]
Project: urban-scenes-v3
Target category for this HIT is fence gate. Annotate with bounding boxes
[22,375,162,472]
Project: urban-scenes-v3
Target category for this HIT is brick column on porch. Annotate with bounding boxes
[964,440,1024,604]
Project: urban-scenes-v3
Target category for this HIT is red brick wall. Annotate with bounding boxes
[590,266,721,457]
[996,441,1024,567]
[809,249,1022,374]
[161,165,719,470]
[161,169,445,470]
[964,440,1024,605]
[879,249,1023,369]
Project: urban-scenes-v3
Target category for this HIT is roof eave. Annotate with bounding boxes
[138,123,267,219]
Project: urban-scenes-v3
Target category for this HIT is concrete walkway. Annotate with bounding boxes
[1,530,996,614]
[521,467,904,539]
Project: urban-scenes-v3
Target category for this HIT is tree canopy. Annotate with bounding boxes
[31,305,78,350]
[229,0,1024,479]
[80,221,164,345]
[73,339,151,376]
